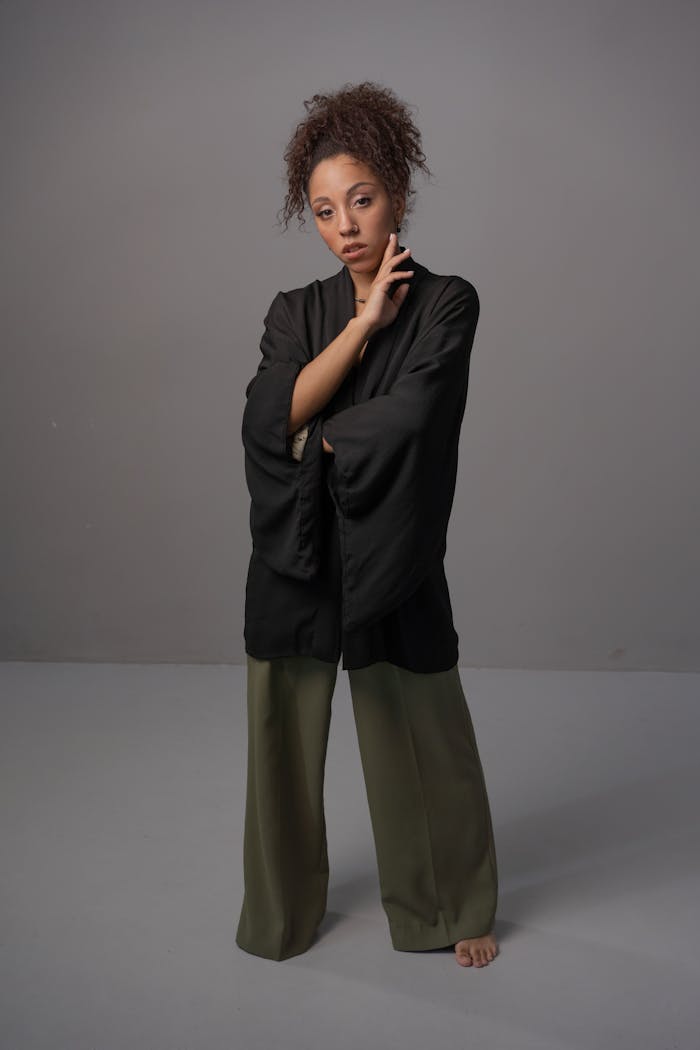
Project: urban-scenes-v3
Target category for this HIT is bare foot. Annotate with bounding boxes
[454,930,498,967]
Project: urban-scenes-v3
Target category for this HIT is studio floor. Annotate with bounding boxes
[1,661,697,1050]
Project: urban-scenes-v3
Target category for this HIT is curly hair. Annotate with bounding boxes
[277,81,434,233]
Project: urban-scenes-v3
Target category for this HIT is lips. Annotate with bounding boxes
[343,242,367,253]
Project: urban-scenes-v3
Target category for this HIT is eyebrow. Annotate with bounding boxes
[311,181,377,206]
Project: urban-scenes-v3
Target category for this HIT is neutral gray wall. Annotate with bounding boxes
[2,0,698,670]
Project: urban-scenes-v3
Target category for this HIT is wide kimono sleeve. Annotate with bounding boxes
[322,277,480,631]
[241,290,325,580]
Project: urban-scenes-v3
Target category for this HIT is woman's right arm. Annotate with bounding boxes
[286,238,414,436]
[286,316,375,435]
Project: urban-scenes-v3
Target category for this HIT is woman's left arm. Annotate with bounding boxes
[322,278,479,514]
[321,278,480,630]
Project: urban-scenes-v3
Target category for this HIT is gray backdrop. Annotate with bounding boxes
[2,0,698,669]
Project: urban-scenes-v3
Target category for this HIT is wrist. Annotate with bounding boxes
[348,315,376,341]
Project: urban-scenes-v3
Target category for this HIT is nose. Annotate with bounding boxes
[337,208,357,235]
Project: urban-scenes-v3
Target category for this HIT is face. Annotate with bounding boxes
[307,154,403,273]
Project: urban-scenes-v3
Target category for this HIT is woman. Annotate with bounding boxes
[236,81,499,968]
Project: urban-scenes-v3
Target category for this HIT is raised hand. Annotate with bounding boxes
[358,234,414,335]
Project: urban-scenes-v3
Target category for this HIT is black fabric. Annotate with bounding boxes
[241,251,480,673]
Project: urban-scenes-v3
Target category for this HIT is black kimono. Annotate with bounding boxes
[241,251,480,674]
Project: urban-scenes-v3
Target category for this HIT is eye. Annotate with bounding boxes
[315,196,372,221]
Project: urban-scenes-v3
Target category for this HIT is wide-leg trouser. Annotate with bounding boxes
[235,654,498,961]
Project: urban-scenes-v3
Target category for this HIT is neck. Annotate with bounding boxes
[350,267,378,302]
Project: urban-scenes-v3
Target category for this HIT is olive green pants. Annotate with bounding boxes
[235,654,498,961]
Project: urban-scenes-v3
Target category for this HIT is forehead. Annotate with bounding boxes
[308,154,380,200]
